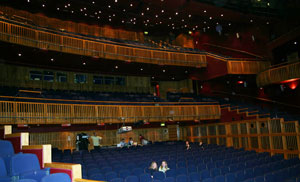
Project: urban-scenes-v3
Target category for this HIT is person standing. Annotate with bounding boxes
[91,132,102,150]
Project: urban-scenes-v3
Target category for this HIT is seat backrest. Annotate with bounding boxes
[111,178,124,182]
[0,157,7,177]
[11,153,41,175]
[139,173,152,182]
[19,179,38,182]
[0,140,14,156]
[125,175,139,182]
[41,173,71,182]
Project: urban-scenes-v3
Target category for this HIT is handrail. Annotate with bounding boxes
[256,61,300,86]
[0,100,221,124]
[203,43,264,59]
[0,20,207,67]
[0,95,219,105]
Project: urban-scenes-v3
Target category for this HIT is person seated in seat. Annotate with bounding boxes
[186,140,191,150]
[128,137,134,147]
[148,161,158,176]
[159,161,170,173]
[117,138,126,148]
[199,141,204,150]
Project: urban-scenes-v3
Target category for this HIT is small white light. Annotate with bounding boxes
[51,58,54,61]
[84,7,86,10]
[57,8,60,10]
[175,12,178,15]
[152,76,155,79]
[162,69,166,72]
[115,66,118,69]
[169,17,172,20]
[141,12,144,16]
[108,5,111,8]
[130,3,133,7]
[27,0,30,2]
[172,77,175,80]
[182,19,184,22]
[18,53,22,56]
[221,14,223,17]
[266,21,269,24]
[109,18,112,21]
[203,10,206,13]
[140,68,143,71]
[146,7,149,10]
[83,62,86,65]
[155,15,158,18]
[228,23,231,26]
[250,19,253,22]
[209,17,212,20]
[161,10,164,13]
[71,11,74,13]
[42,4,45,7]
[294,42,297,45]
[189,14,191,18]
[115,0,117,2]
[68,3,70,6]
[123,9,126,12]
[92,1,95,4]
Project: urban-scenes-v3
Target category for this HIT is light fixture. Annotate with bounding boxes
[221,14,223,17]
[189,14,191,18]
[161,10,164,13]
[141,12,144,16]
[146,7,149,10]
[108,5,111,8]
[42,4,45,7]
[18,53,22,56]
[130,3,133,7]
[294,42,297,45]
[162,69,166,72]
[83,62,86,65]
[175,12,178,15]
[209,17,212,20]
[140,68,143,71]
[50,58,54,61]
[203,10,206,13]
[115,65,118,69]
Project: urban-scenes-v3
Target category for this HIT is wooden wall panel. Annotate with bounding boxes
[186,118,300,159]
[29,127,169,150]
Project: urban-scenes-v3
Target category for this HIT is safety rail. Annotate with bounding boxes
[0,19,207,67]
[256,61,300,87]
[0,101,221,124]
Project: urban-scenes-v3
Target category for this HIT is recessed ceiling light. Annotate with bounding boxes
[108,5,111,8]
[27,0,30,2]
[169,17,172,20]
[209,17,212,20]
[155,15,158,18]
[185,70,188,73]
[266,21,269,24]
[175,12,178,15]
[130,3,133,7]
[141,12,144,16]
[152,76,155,79]
[172,77,175,80]
[123,9,126,12]
[204,10,207,13]
[140,68,143,71]
[294,42,297,45]
[189,14,191,18]
[228,23,231,26]
[18,53,22,56]
[162,69,166,72]
[84,7,86,10]
[146,7,149,10]
[115,0,118,2]
[57,8,60,10]
[250,19,253,22]
[42,4,45,7]
[92,1,95,4]
[115,65,118,69]
[51,58,54,61]
[83,62,86,65]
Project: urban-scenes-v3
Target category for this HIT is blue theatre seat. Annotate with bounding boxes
[41,173,71,182]
[11,153,50,182]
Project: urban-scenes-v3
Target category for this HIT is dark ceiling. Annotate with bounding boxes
[2,0,299,36]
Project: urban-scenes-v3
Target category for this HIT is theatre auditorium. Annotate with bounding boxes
[0,0,300,182]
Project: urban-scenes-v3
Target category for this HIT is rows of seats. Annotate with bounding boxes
[53,142,300,182]
[0,140,71,182]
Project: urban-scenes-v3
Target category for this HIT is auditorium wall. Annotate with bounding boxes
[0,63,151,93]
[0,63,193,97]
[29,127,170,150]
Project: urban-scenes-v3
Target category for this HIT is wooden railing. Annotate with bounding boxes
[256,61,300,86]
[0,101,221,124]
[0,6,144,42]
[186,118,300,159]
[0,19,207,67]
[227,60,270,74]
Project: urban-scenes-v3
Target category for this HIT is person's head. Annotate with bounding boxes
[122,138,125,142]
[129,137,132,140]
[186,141,189,145]
[160,161,168,168]
[93,132,96,136]
[149,161,158,169]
